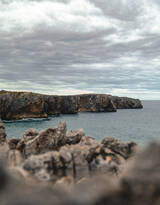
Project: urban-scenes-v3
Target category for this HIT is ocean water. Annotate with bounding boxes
[4,101,160,145]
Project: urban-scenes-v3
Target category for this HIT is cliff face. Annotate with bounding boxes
[111,96,143,109]
[77,94,116,112]
[0,91,143,120]
[0,92,47,120]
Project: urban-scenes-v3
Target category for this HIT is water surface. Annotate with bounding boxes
[5,101,160,145]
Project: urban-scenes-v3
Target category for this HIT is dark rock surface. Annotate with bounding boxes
[0,91,143,120]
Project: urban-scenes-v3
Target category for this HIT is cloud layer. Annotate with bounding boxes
[0,0,160,99]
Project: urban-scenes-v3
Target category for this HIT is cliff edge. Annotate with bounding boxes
[0,91,143,120]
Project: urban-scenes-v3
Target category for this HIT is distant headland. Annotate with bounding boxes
[0,90,143,120]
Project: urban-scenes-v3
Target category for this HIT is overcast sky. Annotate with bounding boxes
[0,0,160,99]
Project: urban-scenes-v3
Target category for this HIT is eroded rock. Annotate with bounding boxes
[101,136,137,160]
[20,122,67,157]
[66,129,85,145]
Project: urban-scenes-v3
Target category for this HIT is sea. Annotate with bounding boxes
[4,101,160,146]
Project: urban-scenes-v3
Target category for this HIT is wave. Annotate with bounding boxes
[4,117,52,123]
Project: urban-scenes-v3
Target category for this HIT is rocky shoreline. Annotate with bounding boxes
[0,119,160,205]
[0,91,143,120]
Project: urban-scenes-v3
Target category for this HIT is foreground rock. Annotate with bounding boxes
[0,91,143,120]
[1,122,137,185]
[17,122,67,157]
[0,121,159,204]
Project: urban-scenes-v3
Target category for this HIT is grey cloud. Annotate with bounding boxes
[0,0,160,99]
[91,0,142,21]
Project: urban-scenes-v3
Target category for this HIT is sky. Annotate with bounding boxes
[0,0,160,99]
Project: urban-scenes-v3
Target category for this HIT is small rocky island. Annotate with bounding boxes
[0,90,143,120]
[0,119,159,205]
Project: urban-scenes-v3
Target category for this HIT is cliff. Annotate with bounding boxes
[0,91,143,120]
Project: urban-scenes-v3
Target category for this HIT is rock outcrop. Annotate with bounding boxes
[2,122,137,183]
[0,90,143,120]
[0,122,159,205]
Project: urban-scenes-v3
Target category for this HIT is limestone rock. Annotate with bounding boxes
[16,128,39,152]
[21,122,67,157]
[66,129,85,145]
[101,136,137,160]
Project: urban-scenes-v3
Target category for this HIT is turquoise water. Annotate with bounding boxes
[4,101,160,145]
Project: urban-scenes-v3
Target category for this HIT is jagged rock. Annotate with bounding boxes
[17,128,39,152]
[79,136,97,146]
[1,121,160,205]
[21,122,67,157]
[101,136,137,160]
[66,129,85,145]
[0,119,6,144]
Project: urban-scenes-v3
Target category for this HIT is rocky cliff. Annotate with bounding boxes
[0,91,143,120]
